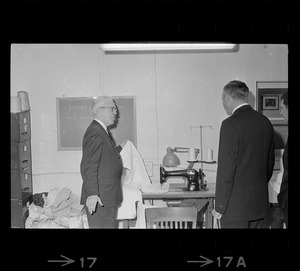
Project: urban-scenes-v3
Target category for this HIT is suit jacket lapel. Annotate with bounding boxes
[92,120,120,157]
[93,120,115,147]
[107,130,121,157]
[107,129,114,142]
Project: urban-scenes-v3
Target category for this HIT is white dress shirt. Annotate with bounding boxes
[94,118,108,133]
[232,103,248,115]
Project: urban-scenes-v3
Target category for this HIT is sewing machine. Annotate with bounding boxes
[160,165,207,191]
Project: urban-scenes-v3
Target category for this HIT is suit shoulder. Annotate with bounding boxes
[222,117,235,127]
[83,123,104,143]
[233,106,273,126]
[220,117,237,133]
[253,109,274,127]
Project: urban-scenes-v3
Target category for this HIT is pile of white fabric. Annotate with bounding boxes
[25,187,88,228]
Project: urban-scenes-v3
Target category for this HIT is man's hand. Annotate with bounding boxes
[86,195,103,214]
[212,209,223,220]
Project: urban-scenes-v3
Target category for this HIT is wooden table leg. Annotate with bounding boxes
[206,198,214,229]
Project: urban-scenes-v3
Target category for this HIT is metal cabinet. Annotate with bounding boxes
[11,140,32,170]
[11,167,32,199]
[11,111,33,228]
[11,195,33,228]
[11,112,31,142]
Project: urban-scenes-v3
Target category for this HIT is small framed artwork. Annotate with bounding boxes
[262,95,279,110]
[256,81,288,126]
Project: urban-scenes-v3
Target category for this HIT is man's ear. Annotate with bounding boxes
[223,92,230,103]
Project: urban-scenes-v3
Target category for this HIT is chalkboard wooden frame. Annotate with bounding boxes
[56,96,136,151]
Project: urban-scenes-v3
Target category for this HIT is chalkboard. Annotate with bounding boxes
[56,96,136,150]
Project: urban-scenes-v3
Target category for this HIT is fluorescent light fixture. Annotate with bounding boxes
[100,43,237,52]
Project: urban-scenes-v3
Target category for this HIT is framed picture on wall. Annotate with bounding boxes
[262,95,279,110]
[256,81,288,126]
[256,81,288,149]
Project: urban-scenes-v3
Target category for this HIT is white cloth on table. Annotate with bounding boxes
[117,184,142,220]
[117,141,152,220]
[141,183,169,193]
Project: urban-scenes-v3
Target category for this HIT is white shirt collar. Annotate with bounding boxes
[94,118,108,132]
[232,103,248,115]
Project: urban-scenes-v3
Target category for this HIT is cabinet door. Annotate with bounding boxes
[11,140,31,170]
[11,112,31,142]
[11,167,32,199]
[11,194,32,228]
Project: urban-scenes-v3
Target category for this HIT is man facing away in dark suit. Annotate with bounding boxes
[212,80,275,228]
[80,96,127,228]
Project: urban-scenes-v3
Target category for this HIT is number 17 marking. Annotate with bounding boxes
[80,257,97,268]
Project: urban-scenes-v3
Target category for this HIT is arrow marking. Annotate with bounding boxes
[48,255,75,267]
[187,255,214,267]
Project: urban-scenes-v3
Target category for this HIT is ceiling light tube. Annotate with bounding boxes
[100,43,237,52]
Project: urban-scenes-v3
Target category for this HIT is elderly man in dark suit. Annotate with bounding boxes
[212,80,275,228]
[80,96,126,228]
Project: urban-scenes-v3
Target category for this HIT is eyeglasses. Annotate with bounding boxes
[100,106,117,112]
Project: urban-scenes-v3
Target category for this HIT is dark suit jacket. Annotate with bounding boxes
[215,105,275,222]
[80,120,123,208]
[277,138,288,210]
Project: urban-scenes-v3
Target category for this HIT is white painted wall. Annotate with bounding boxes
[11,44,288,195]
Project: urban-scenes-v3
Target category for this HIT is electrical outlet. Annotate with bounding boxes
[144,161,153,177]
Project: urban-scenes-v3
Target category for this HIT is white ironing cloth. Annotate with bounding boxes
[119,140,152,189]
[117,140,152,220]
